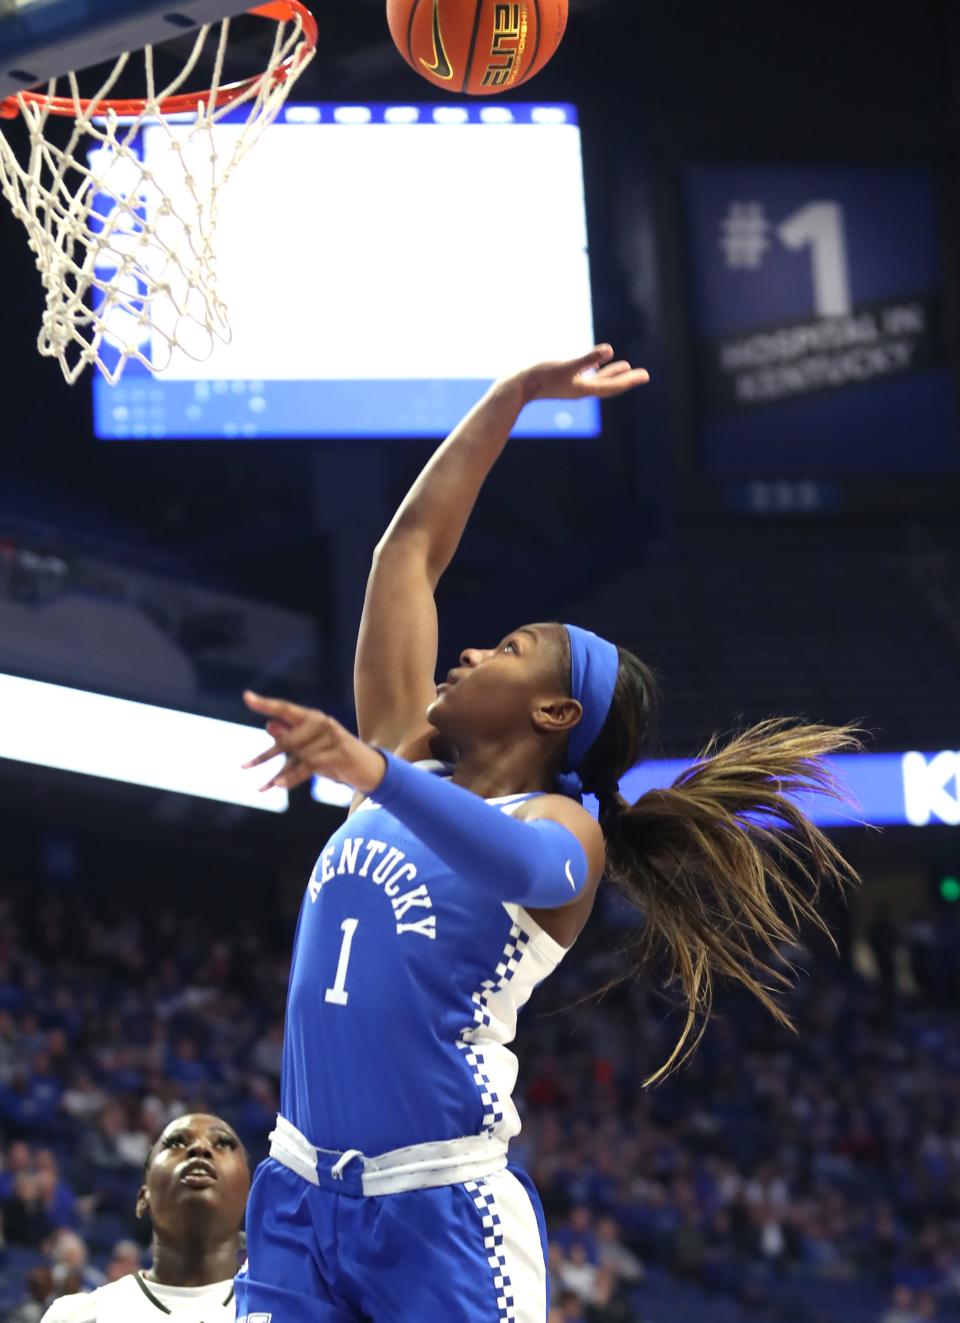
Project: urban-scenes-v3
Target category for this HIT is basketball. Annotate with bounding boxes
[386,0,568,96]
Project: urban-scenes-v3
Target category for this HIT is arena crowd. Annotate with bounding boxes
[1,877,959,1323]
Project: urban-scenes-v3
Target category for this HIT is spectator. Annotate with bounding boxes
[103,1238,142,1283]
[554,1206,599,1264]
[33,1150,77,1229]
[164,1038,212,1091]
[550,1290,587,1323]
[557,1243,598,1303]
[48,1230,105,1294]
[7,1266,54,1323]
[0,1138,32,1200]
[594,1216,643,1285]
[59,1071,106,1129]
[584,1264,633,1322]
[80,1103,143,1174]
[883,1285,923,1323]
[2,1171,52,1247]
[250,1020,283,1080]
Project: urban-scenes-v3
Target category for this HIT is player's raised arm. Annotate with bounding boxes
[353,345,649,750]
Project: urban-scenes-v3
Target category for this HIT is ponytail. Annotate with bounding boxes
[598,717,860,1085]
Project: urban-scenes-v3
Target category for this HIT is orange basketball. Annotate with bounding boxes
[386,0,568,96]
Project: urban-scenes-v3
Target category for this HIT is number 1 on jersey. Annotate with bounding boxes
[325,918,359,1006]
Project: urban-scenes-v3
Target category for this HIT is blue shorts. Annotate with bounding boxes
[235,1156,550,1322]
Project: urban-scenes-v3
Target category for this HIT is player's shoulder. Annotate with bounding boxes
[41,1275,143,1323]
[511,792,606,869]
[512,791,600,832]
[40,1291,96,1323]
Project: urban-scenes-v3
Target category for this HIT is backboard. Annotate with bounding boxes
[0,0,258,99]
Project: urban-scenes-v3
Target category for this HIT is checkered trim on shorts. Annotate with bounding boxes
[466,1178,516,1322]
[457,921,531,1131]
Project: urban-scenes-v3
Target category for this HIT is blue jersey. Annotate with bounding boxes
[280,763,568,1155]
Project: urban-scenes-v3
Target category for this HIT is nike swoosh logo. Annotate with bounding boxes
[420,0,454,80]
[564,860,577,891]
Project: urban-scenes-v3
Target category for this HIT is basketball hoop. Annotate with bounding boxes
[0,2,317,384]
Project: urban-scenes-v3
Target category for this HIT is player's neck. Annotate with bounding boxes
[146,1234,238,1288]
[450,738,553,800]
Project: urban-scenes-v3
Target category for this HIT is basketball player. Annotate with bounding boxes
[237,345,857,1322]
[42,1114,249,1323]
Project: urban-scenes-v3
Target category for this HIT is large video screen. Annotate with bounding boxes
[93,103,598,440]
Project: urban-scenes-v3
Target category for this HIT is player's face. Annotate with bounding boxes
[427,622,568,746]
[137,1114,249,1240]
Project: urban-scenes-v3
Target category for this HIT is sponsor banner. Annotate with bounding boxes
[685,166,958,475]
[314,751,960,829]
[585,750,959,830]
[701,292,944,413]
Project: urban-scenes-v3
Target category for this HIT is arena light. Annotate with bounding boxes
[283,105,322,123]
[432,106,469,124]
[311,774,355,809]
[0,673,288,813]
[531,106,569,124]
[385,106,420,123]
[479,107,515,123]
[333,106,372,124]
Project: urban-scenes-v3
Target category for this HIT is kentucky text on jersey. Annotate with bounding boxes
[281,767,567,1156]
[309,829,437,940]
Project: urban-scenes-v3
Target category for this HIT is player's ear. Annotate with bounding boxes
[135,1185,150,1220]
[532,696,581,736]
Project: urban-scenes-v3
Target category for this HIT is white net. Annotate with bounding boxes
[0,7,315,384]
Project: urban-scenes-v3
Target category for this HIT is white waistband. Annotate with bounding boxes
[269,1115,508,1196]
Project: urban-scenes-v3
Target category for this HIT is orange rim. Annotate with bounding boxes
[0,2,317,120]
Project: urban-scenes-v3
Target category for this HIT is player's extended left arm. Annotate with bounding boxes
[242,696,602,906]
[372,752,597,907]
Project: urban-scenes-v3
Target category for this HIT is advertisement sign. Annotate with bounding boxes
[685,166,957,475]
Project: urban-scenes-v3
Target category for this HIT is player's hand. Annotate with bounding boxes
[241,692,386,794]
[514,344,649,404]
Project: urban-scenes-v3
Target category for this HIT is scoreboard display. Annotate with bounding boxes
[685,166,958,476]
[93,102,598,442]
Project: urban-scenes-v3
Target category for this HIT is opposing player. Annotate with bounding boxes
[237,346,857,1322]
[42,1114,249,1323]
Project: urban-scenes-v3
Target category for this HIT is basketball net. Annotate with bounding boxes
[0,4,316,385]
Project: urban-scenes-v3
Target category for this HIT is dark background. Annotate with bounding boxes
[1,6,960,1322]
[3,0,960,895]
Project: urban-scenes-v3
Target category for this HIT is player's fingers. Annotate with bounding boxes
[594,360,634,378]
[571,343,614,375]
[574,361,645,389]
[242,741,284,770]
[291,731,345,771]
[588,367,650,396]
[263,759,312,792]
[268,714,339,755]
[259,754,300,792]
[244,690,309,724]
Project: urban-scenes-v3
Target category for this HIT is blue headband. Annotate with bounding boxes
[556,624,619,800]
